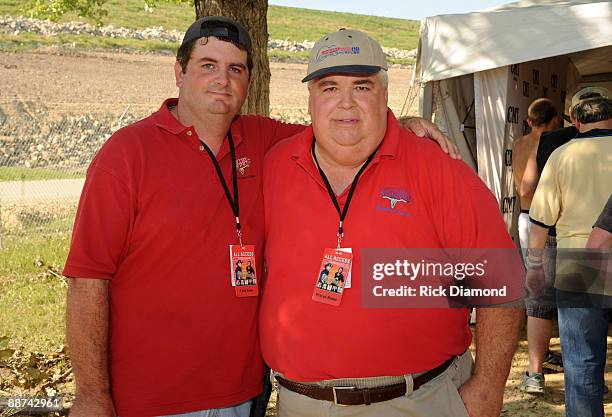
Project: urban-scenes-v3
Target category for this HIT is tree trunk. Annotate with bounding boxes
[194,0,270,116]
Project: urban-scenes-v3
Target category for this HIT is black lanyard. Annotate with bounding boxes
[311,137,381,248]
[199,130,242,244]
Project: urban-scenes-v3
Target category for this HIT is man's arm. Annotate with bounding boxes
[587,195,612,249]
[66,278,116,417]
[459,307,522,417]
[586,227,612,249]
[525,152,560,299]
[524,223,549,299]
[528,223,550,251]
[519,144,539,201]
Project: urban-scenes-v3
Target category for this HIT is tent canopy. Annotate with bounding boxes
[418,0,612,83]
[414,0,612,243]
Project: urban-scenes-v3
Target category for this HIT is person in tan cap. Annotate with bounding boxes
[259,28,523,417]
[526,89,612,417]
[522,86,611,195]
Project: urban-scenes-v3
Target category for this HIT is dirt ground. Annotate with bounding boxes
[0,48,415,121]
[2,48,611,416]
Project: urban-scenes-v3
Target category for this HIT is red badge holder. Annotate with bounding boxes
[230,244,259,297]
[312,248,353,306]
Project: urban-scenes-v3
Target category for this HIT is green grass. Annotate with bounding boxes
[0,0,23,17]
[267,6,419,51]
[0,31,414,65]
[0,231,71,351]
[0,31,178,54]
[267,49,309,62]
[0,166,86,181]
[268,49,414,66]
[0,1,419,50]
[0,204,75,351]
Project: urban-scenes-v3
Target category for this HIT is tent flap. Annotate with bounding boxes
[419,1,612,83]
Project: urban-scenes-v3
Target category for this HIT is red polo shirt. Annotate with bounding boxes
[260,111,517,381]
[63,99,303,417]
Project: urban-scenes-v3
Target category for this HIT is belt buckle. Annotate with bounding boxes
[332,386,356,406]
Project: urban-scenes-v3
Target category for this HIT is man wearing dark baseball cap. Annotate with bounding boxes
[260,29,522,417]
[64,17,458,417]
[180,16,253,73]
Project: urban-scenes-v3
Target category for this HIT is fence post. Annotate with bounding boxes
[117,105,130,130]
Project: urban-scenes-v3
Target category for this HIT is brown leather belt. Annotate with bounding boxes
[275,356,456,406]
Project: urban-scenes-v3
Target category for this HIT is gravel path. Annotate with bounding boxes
[0,179,84,202]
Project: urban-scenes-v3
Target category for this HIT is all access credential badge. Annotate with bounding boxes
[312,248,353,306]
[230,245,259,297]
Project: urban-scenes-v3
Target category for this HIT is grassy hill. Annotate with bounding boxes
[0,0,420,53]
[268,6,419,50]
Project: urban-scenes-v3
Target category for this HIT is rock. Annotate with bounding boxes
[0,15,414,60]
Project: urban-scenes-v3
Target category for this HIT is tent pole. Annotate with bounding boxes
[420,82,433,120]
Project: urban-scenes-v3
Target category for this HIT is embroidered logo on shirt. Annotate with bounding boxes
[376,188,411,217]
[236,157,251,176]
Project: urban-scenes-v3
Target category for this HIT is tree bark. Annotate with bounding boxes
[194,0,270,116]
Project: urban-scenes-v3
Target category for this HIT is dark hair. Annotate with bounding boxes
[176,36,253,78]
[572,97,612,124]
[527,98,558,127]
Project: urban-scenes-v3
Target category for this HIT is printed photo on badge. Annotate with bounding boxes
[233,258,257,286]
[317,264,346,293]
[234,258,256,286]
[312,248,353,306]
[230,246,257,286]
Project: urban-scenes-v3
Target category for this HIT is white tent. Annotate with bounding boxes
[414,0,612,242]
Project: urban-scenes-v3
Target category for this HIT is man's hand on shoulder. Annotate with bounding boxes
[70,394,116,417]
[459,375,504,417]
[398,116,461,159]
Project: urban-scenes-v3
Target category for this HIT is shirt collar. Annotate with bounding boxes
[575,128,612,139]
[151,98,244,150]
[151,98,187,135]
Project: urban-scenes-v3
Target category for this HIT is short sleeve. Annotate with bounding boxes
[436,159,515,249]
[432,156,523,304]
[63,160,135,280]
[530,150,561,228]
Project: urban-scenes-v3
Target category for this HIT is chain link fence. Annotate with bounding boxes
[0,99,313,248]
[0,99,146,247]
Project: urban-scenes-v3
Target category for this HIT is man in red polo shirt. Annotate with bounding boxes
[260,29,523,417]
[63,17,457,417]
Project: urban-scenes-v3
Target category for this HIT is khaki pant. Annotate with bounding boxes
[276,351,473,417]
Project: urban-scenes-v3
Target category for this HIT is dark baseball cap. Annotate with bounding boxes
[181,16,252,55]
